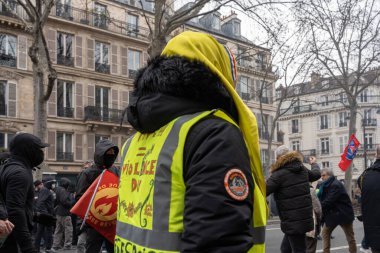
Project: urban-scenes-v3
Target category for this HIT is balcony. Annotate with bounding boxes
[128,69,138,79]
[57,54,74,67]
[339,121,348,127]
[56,4,73,20]
[300,149,316,157]
[95,62,110,74]
[291,127,299,134]
[0,53,16,68]
[57,107,74,118]
[56,151,74,161]
[362,118,377,127]
[321,149,330,155]
[84,106,128,124]
[280,104,313,116]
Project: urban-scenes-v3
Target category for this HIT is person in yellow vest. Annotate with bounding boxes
[115,31,267,253]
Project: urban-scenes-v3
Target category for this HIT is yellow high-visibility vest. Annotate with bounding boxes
[115,110,266,253]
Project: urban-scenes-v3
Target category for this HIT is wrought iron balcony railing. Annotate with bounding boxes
[57,106,74,118]
[84,106,128,124]
[57,54,74,67]
[95,62,110,74]
[0,53,16,68]
[362,118,377,127]
[56,151,74,161]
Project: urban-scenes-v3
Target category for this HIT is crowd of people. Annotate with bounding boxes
[0,31,379,253]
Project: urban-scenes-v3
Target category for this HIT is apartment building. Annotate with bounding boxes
[0,1,278,181]
[278,72,380,179]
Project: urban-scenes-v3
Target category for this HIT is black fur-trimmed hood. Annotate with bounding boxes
[127,56,238,133]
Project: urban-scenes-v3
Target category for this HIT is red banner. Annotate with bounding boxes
[71,170,118,243]
[338,134,360,172]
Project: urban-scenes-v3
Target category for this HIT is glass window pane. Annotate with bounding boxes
[66,134,72,153]
[57,133,64,152]
[95,42,101,64]
[0,35,5,54]
[7,133,14,148]
[0,82,6,115]
[103,44,109,64]
[8,35,16,57]
[57,81,64,109]
[95,87,101,107]
[0,133,4,149]
[103,88,109,108]
[66,82,73,108]
[66,35,72,57]
[57,33,64,55]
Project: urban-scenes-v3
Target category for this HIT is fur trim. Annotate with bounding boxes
[270,151,304,173]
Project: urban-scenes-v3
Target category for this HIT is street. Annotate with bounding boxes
[266,219,364,253]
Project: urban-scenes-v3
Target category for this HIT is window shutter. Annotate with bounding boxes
[298,118,302,133]
[121,47,128,76]
[47,28,57,64]
[112,89,119,109]
[48,81,57,117]
[47,131,56,160]
[75,36,83,68]
[111,136,119,163]
[76,83,83,119]
[316,139,320,156]
[17,36,27,70]
[121,90,129,109]
[87,133,95,160]
[87,84,95,106]
[329,137,334,155]
[143,52,149,66]
[87,38,94,70]
[7,82,16,117]
[75,133,83,161]
[111,45,118,75]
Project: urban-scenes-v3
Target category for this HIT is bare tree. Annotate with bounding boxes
[295,0,380,196]
[1,0,57,142]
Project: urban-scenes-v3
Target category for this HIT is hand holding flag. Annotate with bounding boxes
[338,134,360,172]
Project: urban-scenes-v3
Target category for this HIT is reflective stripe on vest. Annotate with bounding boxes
[116,110,266,253]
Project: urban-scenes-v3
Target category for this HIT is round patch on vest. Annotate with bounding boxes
[224,168,249,201]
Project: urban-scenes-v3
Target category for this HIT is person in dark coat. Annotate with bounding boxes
[358,145,380,253]
[266,145,321,253]
[0,133,49,253]
[318,168,356,253]
[75,139,119,253]
[0,152,14,240]
[52,177,75,250]
[34,178,56,252]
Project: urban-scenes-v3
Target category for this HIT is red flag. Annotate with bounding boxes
[338,134,360,172]
[71,170,118,243]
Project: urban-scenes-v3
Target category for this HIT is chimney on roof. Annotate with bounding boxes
[310,72,320,89]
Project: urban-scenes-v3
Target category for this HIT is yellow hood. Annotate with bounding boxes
[161,31,266,199]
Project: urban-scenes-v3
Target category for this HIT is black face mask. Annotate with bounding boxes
[103,154,115,168]
[32,149,44,167]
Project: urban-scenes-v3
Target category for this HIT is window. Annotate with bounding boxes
[255,53,264,70]
[211,14,221,30]
[338,112,349,127]
[0,34,17,68]
[95,86,109,121]
[320,95,329,106]
[95,135,109,145]
[360,89,368,103]
[95,41,110,74]
[291,119,299,133]
[257,114,269,140]
[57,32,73,66]
[339,136,349,153]
[364,133,374,150]
[322,161,330,168]
[320,137,330,155]
[339,93,348,104]
[0,132,14,150]
[238,76,249,100]
[232,20,240,36]
[56,0,72,19]
[0,81,7,115]
[127,14,138,37]
[320,115,329,129]
[57,80,73,117]
[0,0,16,14]
[94,3,108,29]
[128,50,141,78]
[56,132,73,161]
[292,140,300,151]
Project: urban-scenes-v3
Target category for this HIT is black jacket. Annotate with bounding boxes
[35,186,54,215]
[75,139,119,202]
[55,178,75,216]
[0,152,11,220]
[266,151,321,235]
[0,157,37,252]
[358,159,380,249]
[318,176,354,227]
[125,56,254,252]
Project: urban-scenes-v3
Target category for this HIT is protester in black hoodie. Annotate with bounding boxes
[0,133,49,253]
[75,139,119,253]
[52,177,75,250]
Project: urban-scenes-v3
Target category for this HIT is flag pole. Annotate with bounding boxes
[80,169,106,230]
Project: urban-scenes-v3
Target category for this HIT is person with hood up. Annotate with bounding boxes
[34,178,56,253]
[75,139,119,253]
[358,145,380,253]
[318,168,356,253]
[115,31,267,253]
[0,133,49,253]
[52,177,75,250]
[266,145,321,253]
